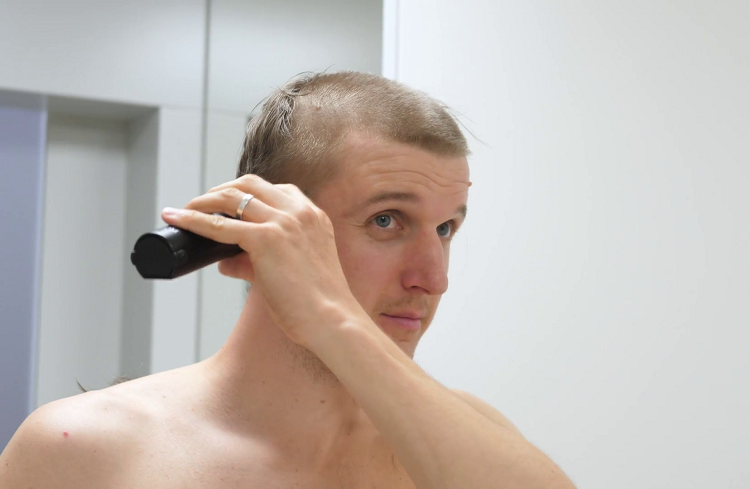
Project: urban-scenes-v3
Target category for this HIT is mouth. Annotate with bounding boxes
[380,313,422,331]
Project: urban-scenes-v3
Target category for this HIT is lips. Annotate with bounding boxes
[387,311,422,320]
[381,312,423,331]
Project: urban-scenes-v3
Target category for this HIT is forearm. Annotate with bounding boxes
[311,311,575,489]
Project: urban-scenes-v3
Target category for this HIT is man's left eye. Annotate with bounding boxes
[437,222,453,238]
[374,215,393,228]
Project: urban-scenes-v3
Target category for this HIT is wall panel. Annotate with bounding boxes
[0,90,47,449]
[0,0,206,108]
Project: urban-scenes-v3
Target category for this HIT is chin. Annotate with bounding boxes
[392,337,418,358]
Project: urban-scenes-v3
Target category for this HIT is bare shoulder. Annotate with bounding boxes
[451,389,525,437]
[0,384,156,489]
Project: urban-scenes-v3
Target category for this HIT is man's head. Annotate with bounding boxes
[238,71,470,359]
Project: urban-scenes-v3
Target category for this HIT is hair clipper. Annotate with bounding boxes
[130,214,242,279]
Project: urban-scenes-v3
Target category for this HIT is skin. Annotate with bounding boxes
[319,134,467,358]
[0,134,576,488]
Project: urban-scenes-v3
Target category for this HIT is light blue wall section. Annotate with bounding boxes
[0,90,47,449]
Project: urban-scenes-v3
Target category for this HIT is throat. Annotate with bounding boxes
[197,335,365,439]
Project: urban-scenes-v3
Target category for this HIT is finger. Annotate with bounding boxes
[209,174,295,209]
[184,187,275,223]
[275,183,317,207]
[161,208,259,250]
[267,183,324,224]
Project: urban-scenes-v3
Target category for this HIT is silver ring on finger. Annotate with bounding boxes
[235,193,254,220]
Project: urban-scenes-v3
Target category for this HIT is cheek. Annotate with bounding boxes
[338,241,399,305]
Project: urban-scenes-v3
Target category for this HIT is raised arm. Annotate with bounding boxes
[307,306,576,489]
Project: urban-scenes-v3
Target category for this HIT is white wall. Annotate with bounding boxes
[207,0,383,114]
[389,1,750,488]
[0,0,206,108]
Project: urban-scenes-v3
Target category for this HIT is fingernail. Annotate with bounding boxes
[162,207,184,217]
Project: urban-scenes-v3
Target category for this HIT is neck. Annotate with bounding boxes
[195,287,373,461]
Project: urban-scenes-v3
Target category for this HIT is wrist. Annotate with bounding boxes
[303,299,373,354]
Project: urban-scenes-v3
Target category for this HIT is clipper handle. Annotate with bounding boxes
[130,214,242,279]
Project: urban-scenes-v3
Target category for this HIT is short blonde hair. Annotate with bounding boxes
[237,71,469,194]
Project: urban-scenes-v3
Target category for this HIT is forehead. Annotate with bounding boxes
[327,135,471,204]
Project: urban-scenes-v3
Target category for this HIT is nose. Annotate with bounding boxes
[400,231,449,295]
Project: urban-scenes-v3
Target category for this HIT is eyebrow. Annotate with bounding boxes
[360,191,468,219]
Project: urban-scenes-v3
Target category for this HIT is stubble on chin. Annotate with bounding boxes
[278,297,431,383]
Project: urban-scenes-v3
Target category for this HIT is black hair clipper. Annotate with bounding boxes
[130,214,242,279]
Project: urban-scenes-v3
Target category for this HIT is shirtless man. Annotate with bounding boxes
[0,72,575,488]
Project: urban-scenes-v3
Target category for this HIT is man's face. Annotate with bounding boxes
[314,135,471,357]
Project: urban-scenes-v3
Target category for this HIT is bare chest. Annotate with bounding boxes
[123,464,416,489]
[118,432,416,489]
